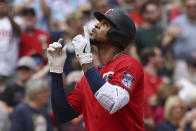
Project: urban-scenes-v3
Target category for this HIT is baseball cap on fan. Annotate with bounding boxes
[21,7,36,16]
[16,56,38,71]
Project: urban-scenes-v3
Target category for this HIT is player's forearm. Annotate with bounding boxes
[51,73,78,123]
[84,66,106,93]
[82,63,106,93]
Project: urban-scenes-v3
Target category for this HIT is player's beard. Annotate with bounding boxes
[90,38,104,45]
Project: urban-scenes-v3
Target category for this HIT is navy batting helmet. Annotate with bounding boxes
[94,8,136,49]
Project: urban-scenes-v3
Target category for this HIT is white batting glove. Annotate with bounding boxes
[47,39,67,73]
[72,26,93,65]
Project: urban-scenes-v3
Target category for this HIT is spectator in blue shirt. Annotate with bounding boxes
[157,95,187,131]
[10,78,53,131]
[163,0,196,61]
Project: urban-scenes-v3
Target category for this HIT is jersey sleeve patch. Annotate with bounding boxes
[121,72,135,89]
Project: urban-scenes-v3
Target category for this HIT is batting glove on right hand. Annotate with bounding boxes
[72,26,93,65]
[47,39,67,73]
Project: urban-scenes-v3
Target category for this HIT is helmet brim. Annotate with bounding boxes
[94,12,116,27]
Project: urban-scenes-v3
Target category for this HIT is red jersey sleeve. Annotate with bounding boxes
[108,59,144,96]
[67,82,83,115]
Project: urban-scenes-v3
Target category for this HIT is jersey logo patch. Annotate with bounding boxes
[121,72,135,89]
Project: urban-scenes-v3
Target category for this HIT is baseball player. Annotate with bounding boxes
[47,8,144,131]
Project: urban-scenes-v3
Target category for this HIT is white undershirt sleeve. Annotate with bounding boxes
[94,82,130,114]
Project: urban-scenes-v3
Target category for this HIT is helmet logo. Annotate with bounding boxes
[105,9,113,14]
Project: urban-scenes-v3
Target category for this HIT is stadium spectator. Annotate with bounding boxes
[129,0,146,27]
[167,0,185,22]
[140,46,164,130]
[157,95,187,131]
[48,0,88,31]
[0,56,37,115]
[135,1,163,55]
[173,52,196,84]
[178,88,196,131]
[64,11,86,43]
[0,0,21,77]
[163,0,196,61]
[13,0,50,32]
[140,47,164,101]
[10,78,53,131]
[173,53,196,103]
[155,84,179,126]
[19,8,52,58]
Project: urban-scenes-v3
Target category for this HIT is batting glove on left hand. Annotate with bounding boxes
[72,26,93,65]
[47,39,67,73]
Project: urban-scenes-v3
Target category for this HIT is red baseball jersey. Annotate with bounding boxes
[67,54,144,131]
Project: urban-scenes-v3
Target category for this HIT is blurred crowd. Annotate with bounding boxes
[0,0,195,130]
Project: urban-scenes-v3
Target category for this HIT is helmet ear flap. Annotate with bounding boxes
[107,28,122,46]
[107,28,131,49]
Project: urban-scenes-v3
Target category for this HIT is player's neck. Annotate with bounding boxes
[97,44,121,65]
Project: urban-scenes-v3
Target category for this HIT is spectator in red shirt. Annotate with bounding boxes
[140,46,164,130]
[128,0,146,27]
[19,8,52,58]
[140,46,164,101]
[168,0,185,22]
